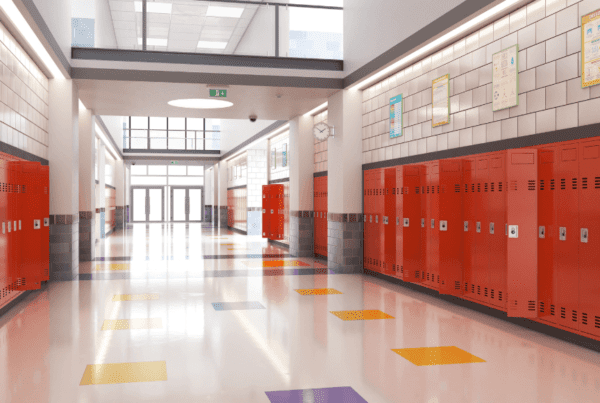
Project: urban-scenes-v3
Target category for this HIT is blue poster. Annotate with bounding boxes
[389,94,403,138]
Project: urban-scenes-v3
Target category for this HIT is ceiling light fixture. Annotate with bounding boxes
[350,0,522,90]
[138,38,168,46]
[0,0,65,79]
[134,1,172,14]
[206,6,244,18]
[304,102,328,116]
[168,99,234,109]
[197,41,228,49]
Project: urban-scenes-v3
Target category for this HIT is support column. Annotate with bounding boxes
[289,114,314,257]
[327,89,364,273]
[48,79,80,280]
[114,158,125,230]
[204,166,212,222]
[78,107,95,262]
[247,142,267,236]
[97,144,106,239]
[218,161,228,228]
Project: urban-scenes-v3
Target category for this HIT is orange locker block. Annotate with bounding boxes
[506,149,538,318]
[487,151,507,310]
[418,164,429,283]
[374,169,385,273]
[461,158,477,301]
[7,161,22,292]
[383,168,396,276]
[402,165,422,283]
[262,185,269,238]
[426,162,440,288]
[0,161,7,294]
[395,167,403,278]
[18,161,43,290]
[40,165,50,282]
[474,154,491,304]
[272,184,284,240]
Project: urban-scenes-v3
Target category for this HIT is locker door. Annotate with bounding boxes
[376,169,385,273]
[384,168,396,276]
[506,149,538,318]
[488,152,508,310]
[403,165,422,283]
[273,185,285,240]
[419,163,428,283]
[428,162,440,288]
[262,185,269,238]
[462,158,477,300]
[322,176,328,258]
[19,162,42,290]
[314,178,319,255]
[439,159,463,296]
[475,155,490,304]
[395,167,404,278]
[578,138,600,338]
[7,162,21,291]
[0,161,7,294]
[363,171,371,271]
[555,142,579,329]
[537,147,557,321]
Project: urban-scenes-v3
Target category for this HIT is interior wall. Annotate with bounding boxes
[95,0,116,48]
[219,119,276,154]
[362,0,600,165]
[313,110,328,172]
[234,6,276,57]
[32,0,73,62]
[100,115,125,151]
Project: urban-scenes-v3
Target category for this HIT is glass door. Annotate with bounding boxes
[170,187,203,222]
[131,187,165,222]
[188,188,202,222]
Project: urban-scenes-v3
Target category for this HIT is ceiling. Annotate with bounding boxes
[76,79,336,120]
[108,0,263,54]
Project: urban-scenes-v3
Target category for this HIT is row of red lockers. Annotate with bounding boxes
[364,136,600,341]
[0,157,50,301]
[314,176,327,257]
[227,188,247,230]
[262,184,284,241]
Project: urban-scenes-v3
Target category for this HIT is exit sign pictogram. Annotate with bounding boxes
[209,89,227,98]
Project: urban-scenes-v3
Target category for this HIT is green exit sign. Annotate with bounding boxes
[209,89,227,98]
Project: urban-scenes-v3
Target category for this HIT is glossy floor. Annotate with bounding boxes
[1,223,600,402]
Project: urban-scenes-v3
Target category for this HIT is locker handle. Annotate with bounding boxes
[508,225,518,238]
[559,227,566,241]
[581,228,588,243]
[464,221,469,232]
[539,226,545,239]
[421,218,425,228]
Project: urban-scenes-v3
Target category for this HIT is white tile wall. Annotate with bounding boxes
[313,110,328,172]
[227,154,247,188]
[269,131,289,181]
[362,0,600,164]
[0,22,49,160]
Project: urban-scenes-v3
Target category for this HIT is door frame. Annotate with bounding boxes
[170,186,204,223]
[131,186,165,222]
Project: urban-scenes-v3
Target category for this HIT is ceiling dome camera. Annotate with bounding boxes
[249,115,257,122]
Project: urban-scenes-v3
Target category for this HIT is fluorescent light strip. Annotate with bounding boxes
[79,99,86,110]
[206,6,244,18]
[226,124,290,161]
[138,38,168,47]
[134,1,172,14]
[95,124,121,161]
[0,0,64,79]
[197,41,228,49]
[350,0,521,90]
[304,102,328,116]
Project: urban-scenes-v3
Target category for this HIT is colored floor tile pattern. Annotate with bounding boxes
[391,346,486,366]
[265,387,368,403]
[80,361,168,385]
[295,288,342,295]
[243,260,311,268]
[212,301,266,311]
[95,263,130,271]
[101,318,163,330]
[112,294,159,301]
[330,310,394,321]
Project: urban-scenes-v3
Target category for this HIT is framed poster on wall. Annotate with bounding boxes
[582,9,600,88]
[271,148,276,170]
[389,94,403,138]
[432,74,450,127]
[282,143,288,167]
[492,45,519,111]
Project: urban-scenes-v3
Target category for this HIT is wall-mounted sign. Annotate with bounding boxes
[389,94,403,138]
[209,89,227,98]
[282,143,288,167]
[582,9,600,88]
[432,74,450,127]
[492,45,519,111]
[271,148,276,170]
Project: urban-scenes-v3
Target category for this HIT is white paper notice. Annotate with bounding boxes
[432,75,450,127]
[582,9,600,88]
[492,45,519,111]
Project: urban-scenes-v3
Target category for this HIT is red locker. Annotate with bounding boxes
[395,167,403,278]
[272,184,284,240]
[438,159,463,296]
[506,148,538,318]
[363,170,371,271]
[418,163,429,283]
[402,165,422,283]
[7,161,21,292]
[461,158,477,301]
[383,168,396,276]
[0,160,7,294]
[18,162,43,290]
[427,162,439,289]
[578,138,600,338]
[474,154,490,304]
[374,169,385,273]
[536,146,557,321]
[488,151,507,309]
[555,142,579,330]
[262,185,269,238]
[321,176,328,257]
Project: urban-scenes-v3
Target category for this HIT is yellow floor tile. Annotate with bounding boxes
[95,263,130,271]
[101,318,163,330]
[295,288,343,295]
[112,294,159,302]
[330,310,394,321]
[80,361,167,385]
[391,346,486,366]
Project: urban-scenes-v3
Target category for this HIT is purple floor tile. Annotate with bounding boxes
[265,387,368,403]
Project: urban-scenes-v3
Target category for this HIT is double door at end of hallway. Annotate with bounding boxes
[132,187,164,222]
[171,187,203,222]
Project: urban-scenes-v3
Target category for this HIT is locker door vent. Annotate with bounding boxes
[477,183,481,192]
[540,180,545,190]
[22,185,26,193]
[415,187,420,194]
[595,316,600,328]
[455,184,460,193]
[582,313,587,326]
[472,284,475,294]
[465,283,468,292]
[400,265,403,274]
[472,184,475,192]
[510,181,517,191]
[528,301,536,311]
[442,185,446,194]
[595,177,600,189]
[528,180,536,191]
[465,184,468,193]
[415,271,420,279]
[498,291,502,301]
[437,275,440,284]
[499,182,503,192]
[491,182,495,192]
[484,183,488,192]
[477,285,481,295]
[561,307,566,319]
[484,287,488,297]
[491,289,495,299]
[404,187,408,194]
[582,178,588,190]
[572,310,577,322]
[427,273,430,281]
[441,280,445,286]
[561,179,566,190]
[572,178,577,190]
[455,281,461,290]
[437,186,440,194]
[422,186,425,194]
[551,305,555,315]
[550,179,555,190]
[540,302,545,313]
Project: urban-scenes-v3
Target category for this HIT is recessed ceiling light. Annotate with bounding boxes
[138,38,168,46]
[197,41,228,49]
[206,6,244,18]
[168,99,234,109]
[134,1,172,14]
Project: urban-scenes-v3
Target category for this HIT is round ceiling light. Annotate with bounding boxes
[168,98,233,109]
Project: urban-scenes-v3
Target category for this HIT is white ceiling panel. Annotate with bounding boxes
[167,40,198,51]
[147,23,170,37]
[113,20,137,31]
[203,17,239,28]
[111,11,136,22]
[168,32,200,42]
[170,24,202,34]
[171,14,202,25]
[147,13,172,24]
[114,29,137,38]
[172,4,208,16]
[110,1,135,12]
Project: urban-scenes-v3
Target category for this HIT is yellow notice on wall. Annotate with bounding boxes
[582,9,600,88]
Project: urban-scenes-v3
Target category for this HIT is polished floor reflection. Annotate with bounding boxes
[1,223,600,402]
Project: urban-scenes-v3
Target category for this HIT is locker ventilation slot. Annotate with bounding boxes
[477,184,481,192]
[596,177,600,189]
[595,316,600,329]
[551,305,555,316]
[498,291,502,301]
[582,178,588,190]
[472,184,475,192]
[455,281,461,290]
[427,273,430,281]
[551,179,555,190]
[472,285,475,294]
[572,178,577,190]
[528,180,536,191]
[510,181,517,191]
[477,286,481,295]
[437,275,440,284]
[540,302,545,313]
[540,180,544,190]
[455,184,460,193]
[465,283,468,292]
[582,313,587,326]
[415,271,420,279]
[465,184,468,192]
[491,289,494,299]
[561,179,566,190]
[572,311,577,322]
[528,301,536,311]
[491,183,495,192]
[484,183,488,192]
[499,182,503,192]
[415,187,420,194]
[561,307,566,319]
[484,288,488,297]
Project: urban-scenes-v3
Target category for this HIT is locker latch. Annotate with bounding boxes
[431,219,435,229]
[8,221,11,233]
[262,209,266,214]
[369,215,372,223]
[44,218,49,227]
[490,222,494,234]
[383,216,388,225]
[464,221,468,232]
[18,220,21,231]
[581,228,588,243]
[505,224,508,236]
[34,220,41,230]
[539,226,545,239]
[364,215,367,222]
[271,209,274,214]
[396,217,400,226]
[476,222,481,233]
[421,218,425,228]
[508,225,518,238]
[559,227,566,241]
[1,222,4,234]
[440,220,447,231]
[375,215,378,224]
[403,218,409,227]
